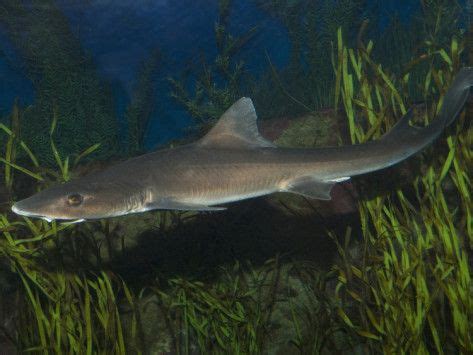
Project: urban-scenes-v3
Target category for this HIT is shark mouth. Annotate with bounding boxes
[11,204,86,224]
[11,204,52,221]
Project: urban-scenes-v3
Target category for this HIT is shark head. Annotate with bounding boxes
[12,178,147,222]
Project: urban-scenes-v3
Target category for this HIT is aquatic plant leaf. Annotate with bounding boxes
[337,308,355,328]
[438,49,453,66]
[0,158,44,181]
[73,143,101,167]
[356,330,381,341]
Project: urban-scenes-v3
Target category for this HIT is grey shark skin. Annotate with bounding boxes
[11,68,473,221]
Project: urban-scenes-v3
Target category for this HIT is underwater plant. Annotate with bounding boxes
[251,0,376,118]
[0,0,120,164]
[126,48,161,155]
[169,0,257,127]
[333,29,472,353]
[252,0,467,121]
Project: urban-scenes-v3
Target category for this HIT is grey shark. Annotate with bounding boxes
[11,68,473,221]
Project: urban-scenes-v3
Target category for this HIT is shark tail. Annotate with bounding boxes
[380,67,473,148]
[320,67,473,182]
[437,67,473,127]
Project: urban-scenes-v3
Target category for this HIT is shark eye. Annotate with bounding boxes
[67,194,83,206]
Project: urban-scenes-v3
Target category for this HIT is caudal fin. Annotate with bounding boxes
[381,67,473,146]
[437,67,473,127]
[331,67,473,180]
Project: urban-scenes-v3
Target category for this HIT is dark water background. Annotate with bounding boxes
[1,0,420,148]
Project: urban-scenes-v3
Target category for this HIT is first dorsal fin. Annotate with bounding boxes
[197,97,276,149]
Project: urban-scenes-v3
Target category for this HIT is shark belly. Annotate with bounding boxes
[181,186,278,206]
[163,160,287,207]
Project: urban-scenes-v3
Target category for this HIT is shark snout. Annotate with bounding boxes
[11,199,46,219]
[12,200,29,215]
[11,203,21,215]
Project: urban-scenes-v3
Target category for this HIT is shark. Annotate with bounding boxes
[11,67,473,222]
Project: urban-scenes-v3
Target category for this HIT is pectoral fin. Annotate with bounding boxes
[283,176,350,200]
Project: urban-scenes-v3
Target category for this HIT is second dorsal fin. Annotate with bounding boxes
[197,97,276,149]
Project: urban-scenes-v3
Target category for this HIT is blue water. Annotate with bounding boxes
[0,0,289,148]
[0,0,464,148]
